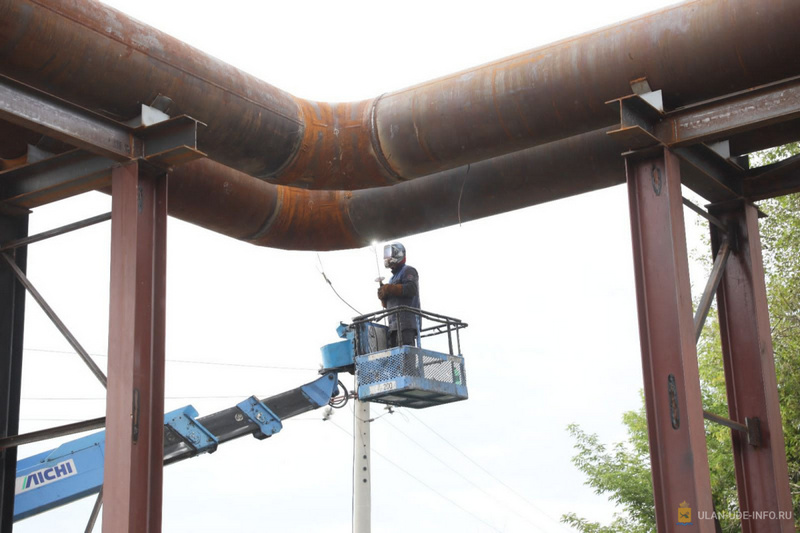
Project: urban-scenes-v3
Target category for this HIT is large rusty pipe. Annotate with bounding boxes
[1,0,799,190]
[167,128,624,250]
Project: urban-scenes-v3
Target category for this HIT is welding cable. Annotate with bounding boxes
[315,253,362,315]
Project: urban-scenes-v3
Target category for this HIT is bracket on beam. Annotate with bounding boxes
[0,72,205,180]
[744,152,800,200]
[673,144,745,202]
[629,77,664,111]
[0,74,205,163]
[703,411,761,447]
[236,396,283,440]
[125,104,170,128]
[25,144,55,164]
[0,105,205,209]
[607,76,800,202]
[609,76,800,148]
[164,406,218,454]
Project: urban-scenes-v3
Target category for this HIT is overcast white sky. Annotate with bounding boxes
[10,1,715,531]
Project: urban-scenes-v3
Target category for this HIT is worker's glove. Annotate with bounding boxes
[378,283,403,300]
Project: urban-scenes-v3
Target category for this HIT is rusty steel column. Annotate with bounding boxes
[103,161,167,533]
[627,148,714,532]
[0,213,27,533]
[710,202,793,532]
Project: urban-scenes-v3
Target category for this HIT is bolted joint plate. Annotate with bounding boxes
[236,396,283,441]
[164,405,219,454]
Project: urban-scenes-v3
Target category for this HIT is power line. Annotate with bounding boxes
[406,410,564,527]
[327,419,505,533]
[156,358,314,372]
[23,347,314,371]
[20,418,91,423]
[21,395,256,401]
[380,416,549,532]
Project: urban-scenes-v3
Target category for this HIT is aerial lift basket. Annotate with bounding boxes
[321,307,468,409]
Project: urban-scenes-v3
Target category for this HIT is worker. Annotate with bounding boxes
[377,242,420,347]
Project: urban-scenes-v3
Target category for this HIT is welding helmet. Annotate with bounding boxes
[383,242,406,269]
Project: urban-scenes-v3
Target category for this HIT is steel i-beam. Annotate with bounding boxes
[0,212,27,533]
[103,161,167,533]
[627,147,715,532]
[710,202,793,532]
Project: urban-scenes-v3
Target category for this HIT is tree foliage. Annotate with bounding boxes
[563,143,800,531]
[562,408,654,533]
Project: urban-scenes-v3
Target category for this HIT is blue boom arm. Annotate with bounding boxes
[14,372,339,522]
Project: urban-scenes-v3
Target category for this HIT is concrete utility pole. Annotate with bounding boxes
[353,398,371,533]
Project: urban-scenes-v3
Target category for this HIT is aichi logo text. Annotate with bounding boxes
[15,459,77,494]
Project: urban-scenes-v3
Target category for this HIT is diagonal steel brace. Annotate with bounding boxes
[0,252,107,388]
[693,237,733,343]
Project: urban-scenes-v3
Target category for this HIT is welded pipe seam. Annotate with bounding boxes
[368,93,404,184]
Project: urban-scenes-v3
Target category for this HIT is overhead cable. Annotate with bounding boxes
[24,347,314,371]
[381,416,549,532]
[406,410,563,526]
[328,420,505,533]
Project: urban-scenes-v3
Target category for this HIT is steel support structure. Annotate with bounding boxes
[102,161,167,533]
[0,212,27,533]
[627,148,715,532]
[709,201,793,531]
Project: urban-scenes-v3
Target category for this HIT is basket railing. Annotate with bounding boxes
[351,307,467,357]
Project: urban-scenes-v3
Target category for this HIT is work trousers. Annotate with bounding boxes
[388,329,417,348]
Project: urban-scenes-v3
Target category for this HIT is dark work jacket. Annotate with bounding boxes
[387,264,420,333]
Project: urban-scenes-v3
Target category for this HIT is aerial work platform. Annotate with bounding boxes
[322,307,468,408]
[11,373,339,522]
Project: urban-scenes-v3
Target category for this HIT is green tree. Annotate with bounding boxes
[563,143,800,532]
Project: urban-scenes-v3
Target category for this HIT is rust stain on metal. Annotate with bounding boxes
[0,154,26,170]
[4,0,798,191]
[248,186,361,250]
[410,95,438,164]
[167,159,279,241]
[275,98,398,189]
[491,68,515,141]
[728,8,750,79]
[2,0,303,178]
